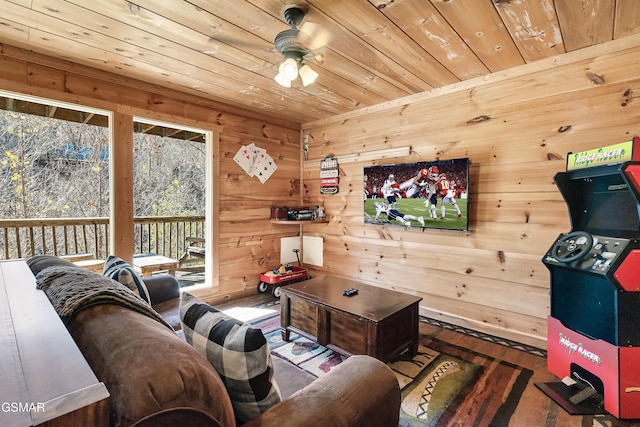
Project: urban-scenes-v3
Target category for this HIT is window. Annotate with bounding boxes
[133,117,211,289]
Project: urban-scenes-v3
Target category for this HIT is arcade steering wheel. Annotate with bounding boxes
[550,231,594,263]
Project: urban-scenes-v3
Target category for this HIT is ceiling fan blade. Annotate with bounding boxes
[304,46,326,65]
[299,21,331,52]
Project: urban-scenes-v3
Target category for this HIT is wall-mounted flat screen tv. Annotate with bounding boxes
[364,158,469,231]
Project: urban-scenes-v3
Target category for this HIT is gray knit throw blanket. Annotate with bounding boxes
[36,265,173,330]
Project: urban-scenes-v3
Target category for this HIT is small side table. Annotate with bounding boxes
[74,259,105,273]
[133,254,179,277]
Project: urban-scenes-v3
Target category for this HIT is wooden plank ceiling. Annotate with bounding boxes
[0,0,639,126]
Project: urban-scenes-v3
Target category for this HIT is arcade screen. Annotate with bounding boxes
[555,170,640,237]
[363,158,469,231]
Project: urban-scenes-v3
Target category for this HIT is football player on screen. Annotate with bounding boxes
[420,166,441,217]
[381,174,401,208]
[374,201,425,227]
[436,173,462,219]
[399,168,430,198]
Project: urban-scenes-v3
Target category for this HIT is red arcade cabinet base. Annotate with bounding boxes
[541,317,640,419]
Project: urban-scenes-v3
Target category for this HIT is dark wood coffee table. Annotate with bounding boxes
[280,276,422,363]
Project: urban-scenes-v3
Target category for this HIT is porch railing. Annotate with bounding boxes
[0,216,205,262]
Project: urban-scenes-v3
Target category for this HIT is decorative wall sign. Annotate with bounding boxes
[320,155,339,194]
[233,142,277,183]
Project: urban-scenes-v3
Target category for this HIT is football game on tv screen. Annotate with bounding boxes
[363,158,469,231]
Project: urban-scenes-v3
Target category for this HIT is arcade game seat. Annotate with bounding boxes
[537,137,640,419]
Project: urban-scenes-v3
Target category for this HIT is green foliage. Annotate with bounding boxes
[0,110,205,220]
[133,133,205,217]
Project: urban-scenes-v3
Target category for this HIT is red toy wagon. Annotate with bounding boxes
[257,249,309,297]
[257,266,309,297]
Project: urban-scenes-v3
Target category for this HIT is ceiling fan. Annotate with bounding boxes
[273,6,328,88]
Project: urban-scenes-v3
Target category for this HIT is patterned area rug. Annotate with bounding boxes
[255,315,533,426]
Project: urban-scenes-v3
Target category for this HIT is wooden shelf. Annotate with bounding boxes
[270,219,328,224]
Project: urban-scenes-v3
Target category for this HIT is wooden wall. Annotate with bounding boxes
[301,34,640,349]
[4,33,640,348]
[0,44,302,303]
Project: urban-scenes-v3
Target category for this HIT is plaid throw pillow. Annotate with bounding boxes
[103,255,151,303]
[180,292,281,424]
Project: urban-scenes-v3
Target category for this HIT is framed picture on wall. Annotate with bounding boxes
[363,158,469,231]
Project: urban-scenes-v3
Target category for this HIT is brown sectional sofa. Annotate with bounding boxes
[27,255,401,426]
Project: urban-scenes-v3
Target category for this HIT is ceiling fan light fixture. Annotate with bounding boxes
[279,58,299,81]
[299,64,318,86]
[272,6,326,89]
[274,72,291,87]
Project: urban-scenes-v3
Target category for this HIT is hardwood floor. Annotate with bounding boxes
[219,291,640,426]
[214,292,275,310]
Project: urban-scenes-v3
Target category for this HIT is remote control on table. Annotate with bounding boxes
[343,288,358,296]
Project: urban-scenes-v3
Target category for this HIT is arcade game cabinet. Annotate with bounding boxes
[538,137,640,419]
